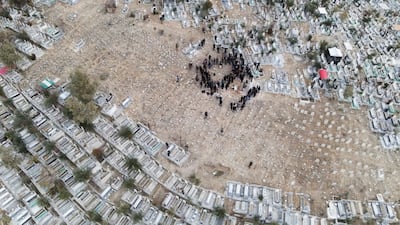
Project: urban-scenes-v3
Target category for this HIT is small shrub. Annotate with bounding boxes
[125,157,142,171]
[212,207,225,219]
[188,173,200,185]
[73,168,91,182]
[132,212,143,223]
[118,126,133,139]
[123,178,136,189]
[88,210,102,223]
[99,73,109,81]
[44,93,58,107]
[92,148,104,161]
[288,37,298,45]
[213,170,224,177]
[344,86,353,99]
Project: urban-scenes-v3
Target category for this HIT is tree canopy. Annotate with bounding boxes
[344,85,353,99]
[0,210,11,225]
[0,31,12,43]
[116,204,131,215]
[69,70,98,103]
[5,131,27,153]
[0,146,20,169]
[212,206,226,219]
[0,42,21,68]
[44,141,56,152]
[92,148,104,161]
[87,210,102,223]
[13,110,35,131]
[319,40,330,54]
[131,212,143,223]
[118,126,133,139]
[200,0,213,18]
[123,178,136,189]
[202,0,213,11]
[304,1,318,16]
[44,92,59,108]
[188,173,200,185]
[65,96,99,124]
[286,0,294,8]
[8,0,32,8]
[125,157,142,171]
[73,168,91,182]
[49,179,71,200]
[37,197,50,209]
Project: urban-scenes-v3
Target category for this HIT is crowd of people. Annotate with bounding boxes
[192,47,261,111]
[230,85,261,111]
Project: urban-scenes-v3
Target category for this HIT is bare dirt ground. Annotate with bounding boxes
[26,0,400,215]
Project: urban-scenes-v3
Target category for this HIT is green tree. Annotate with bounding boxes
[44,92,58,107]
[202,0,213,11]
[5,131,27,153]
[59,188,72,200]
[286,0,294,8]
[37,196,50,209]
[65,97,99,124]
[69,70,98,103]
[73,168,91,182]
[343,86,353,99]
[13,110,38,134]
[49,179,71,200]
[125,157,142,171]
[200,0,213,18]
[307,51,318,61]
[118,126,133,139]
[131,212,143,223]
[0,210,11,225]
[266,222,280,225]
[340,12,348,21]
[0,31,12,43]
[58,153,68,161]
[0,9,11,20]
[212,207,226,219]
[16,31,31,42]
[92,148,104,161]
[87,210,103,223]
[320,0,328,7]
[0,42,21,68]
[0,87,4,97]
[304,1,318,15]
[188,173,200,185]
[321,19,333,27]
[213,170,224,177]
[0,146,20,169]
[80,121,95,132]
[2,98,14,108]
[313,61,322,69]
[116,204,131,215]
[362,14,371,24]
[288,37,298,45]
[366,219,375,225]
[44,141,56,152]
[123,178,136,189]
[8,0,32,8]
[253,215,261,224]
[13,110,35,131]
[319,40,329,54]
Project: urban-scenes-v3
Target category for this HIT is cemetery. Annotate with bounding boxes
[0,0,400,224]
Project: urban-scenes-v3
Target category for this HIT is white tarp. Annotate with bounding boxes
[328,47,343,57]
